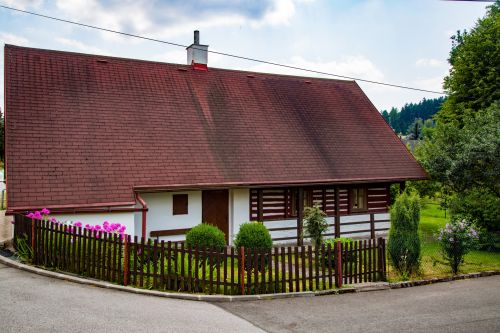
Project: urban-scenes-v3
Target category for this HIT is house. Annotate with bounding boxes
[4,31,427,244]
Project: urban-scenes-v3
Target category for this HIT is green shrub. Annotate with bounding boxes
[234,221,273,251]
[185,224,226,250]
[324,238,356,262]
[303,206,328,248]
[388,190,421,278]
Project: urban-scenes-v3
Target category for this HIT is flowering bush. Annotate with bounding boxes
[438,218,479,274]
[25,209,127,238]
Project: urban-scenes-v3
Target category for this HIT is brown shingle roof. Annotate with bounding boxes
[4,45,427,209]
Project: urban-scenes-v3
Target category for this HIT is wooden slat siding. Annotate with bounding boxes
[367,186,390,213]
[338,188,349,215]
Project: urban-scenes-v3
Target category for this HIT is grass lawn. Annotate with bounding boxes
[387,198,500,281]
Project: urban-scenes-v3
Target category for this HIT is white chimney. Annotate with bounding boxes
[186,30,208,69]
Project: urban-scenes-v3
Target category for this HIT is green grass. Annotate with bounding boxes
[388,198,500,281]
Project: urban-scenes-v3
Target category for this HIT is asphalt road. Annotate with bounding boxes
[1,262,499,333]
[0,263,263,333]
[217,275,500,333]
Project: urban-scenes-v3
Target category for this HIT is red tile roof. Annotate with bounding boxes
[4,45,427,210]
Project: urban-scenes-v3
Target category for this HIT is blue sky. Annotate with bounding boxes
[0,0,491,111]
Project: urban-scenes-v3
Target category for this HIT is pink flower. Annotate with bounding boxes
[26,212,35,218]
[41,208,50,215]
[33,211,43,219]
[73,221,82,228]
[50,218,58,223]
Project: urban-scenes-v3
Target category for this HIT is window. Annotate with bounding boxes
[350,188,367,213]
[289,189,313,217]
[172,194,188,215]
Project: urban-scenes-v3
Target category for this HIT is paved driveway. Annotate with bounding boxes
[1,262,499,333]
[0,263,263,333]
[217,275,500,333]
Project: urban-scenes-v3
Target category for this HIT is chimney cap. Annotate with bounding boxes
[194,30,200,45]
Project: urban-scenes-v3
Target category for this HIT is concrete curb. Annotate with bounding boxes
[388,271,500,289]
[1,254,498,302]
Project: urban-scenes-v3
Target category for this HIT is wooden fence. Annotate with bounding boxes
[14,216,387,295]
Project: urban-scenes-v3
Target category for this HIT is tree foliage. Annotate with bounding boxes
[381,97,444,134]
[303,205,328,248]
[438,2,500,124]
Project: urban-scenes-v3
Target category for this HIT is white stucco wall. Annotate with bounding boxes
[140,191,202,242]
[51,211,136,236]
[230,188,250,245]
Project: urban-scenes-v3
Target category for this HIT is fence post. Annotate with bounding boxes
[335,242,343,288]
[377,237,386,281]
[123,235,130,286]
[370,213,375,239]
[31,218,36,264]
[239,246,245,295]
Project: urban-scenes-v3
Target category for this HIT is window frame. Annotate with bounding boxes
[172,194,189,215]
[349,187,368,213]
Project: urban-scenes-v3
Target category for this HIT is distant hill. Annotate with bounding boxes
[381,97,445,134]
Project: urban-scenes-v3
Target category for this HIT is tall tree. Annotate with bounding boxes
[438,2,499,124]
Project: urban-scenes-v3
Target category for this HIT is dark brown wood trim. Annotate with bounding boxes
[150,228,191,237]
[257,189,263,221]
[297,188,304,246]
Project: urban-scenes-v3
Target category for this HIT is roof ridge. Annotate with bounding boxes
[5,44,355,84]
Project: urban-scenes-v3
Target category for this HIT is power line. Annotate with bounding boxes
[0,4,447,95]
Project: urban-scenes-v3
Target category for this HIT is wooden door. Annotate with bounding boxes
[202,190,229,242]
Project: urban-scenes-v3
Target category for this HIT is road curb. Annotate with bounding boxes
[1,254,498,302]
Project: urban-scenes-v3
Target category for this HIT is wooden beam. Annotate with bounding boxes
[150,228,191,237]
[297,188,304,246]
[257,189,263,221]
[334,186,340,238]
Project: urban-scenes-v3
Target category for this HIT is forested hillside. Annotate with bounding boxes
[381,97,445,134]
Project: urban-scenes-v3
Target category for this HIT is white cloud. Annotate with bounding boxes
[0,32,30,46]
[53,0,311,41]
[415,58,445,67]
[244,55,385,82]
[413,75,446,93]
[0,0,44,10]
[55,37,108,55]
